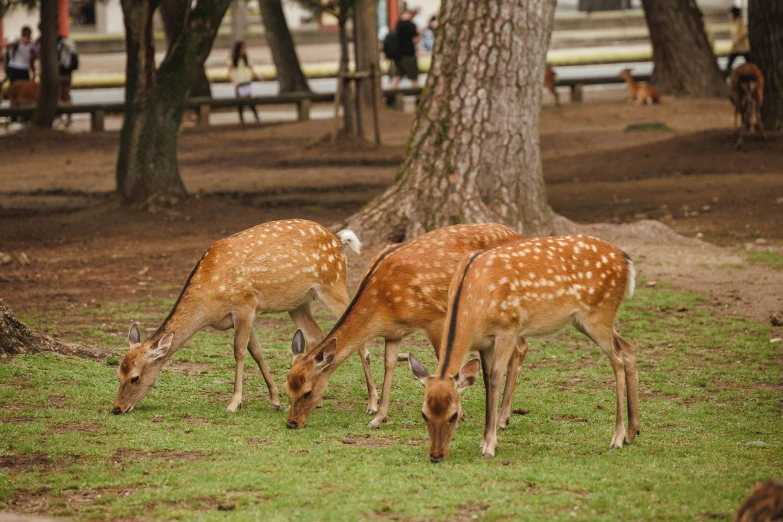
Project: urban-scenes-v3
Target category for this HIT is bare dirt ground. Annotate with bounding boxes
[0,99,781,335]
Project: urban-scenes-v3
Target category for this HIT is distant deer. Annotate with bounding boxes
[409,234,638,462]
[284,224,528,430]
[6,80,40,107]
[544,65,560,106]
[112,219,376,415]
[618,68,660,105]
[729,63,767,148]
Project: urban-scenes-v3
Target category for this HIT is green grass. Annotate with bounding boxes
[1,288,781,521]
[624,122,673,132]
[747,250,783,270]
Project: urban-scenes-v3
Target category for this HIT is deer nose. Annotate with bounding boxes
[112,406,122,415]
[286,420,298,429]
[430,454,443,464]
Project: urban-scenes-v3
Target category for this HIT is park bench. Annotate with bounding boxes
[0,74,652,132]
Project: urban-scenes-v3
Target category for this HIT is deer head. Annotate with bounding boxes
[409,354,479,463]
[285,329,336,429]
[112,324,174,414]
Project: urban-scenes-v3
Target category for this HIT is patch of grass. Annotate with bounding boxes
[747,250,783,270]
[1,288,780,521]
[624,122,674,132]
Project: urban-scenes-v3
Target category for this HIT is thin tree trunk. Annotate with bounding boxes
[641,0,727,97]
[338,16,354,135]
[259,0,310,93]
[337,0,558,245]
[116,0,230,201]
[354,0,380,108]
[31,0,60,128]
[748,0,783,130]
[160,0,211,98]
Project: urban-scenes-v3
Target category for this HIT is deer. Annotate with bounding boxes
[734,480,783,522]
[618,68,660,105]
[729,63,767,148]
[7,79,40,107]
[284,223,529,431]
[409,234,638,463]
[112,219,378,416]
[544,65,560,107]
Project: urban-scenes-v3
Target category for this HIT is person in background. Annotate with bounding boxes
[56,35,79,127]
[228,41,261,124]
[726,6,750,74]
[388,6,421,89]
[5,26,36,83]
[419,15,437,52]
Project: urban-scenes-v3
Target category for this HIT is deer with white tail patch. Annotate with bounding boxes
[112,219,376,415]
[410,234,638,462]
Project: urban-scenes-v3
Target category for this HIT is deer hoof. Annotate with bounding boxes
[269,403,281,411]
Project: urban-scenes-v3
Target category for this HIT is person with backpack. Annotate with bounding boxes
[5,26,37,83]
[56,35,79,127]
[387,6,421,90]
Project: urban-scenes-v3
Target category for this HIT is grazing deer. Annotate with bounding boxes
[729,63,767,148]
[619,68,660,105]
[285,224,529,430]
[113,219,376,415]
[544,65,560,107]
[410,234,638,462]
[6,80,40,107]
[734,480,783,522]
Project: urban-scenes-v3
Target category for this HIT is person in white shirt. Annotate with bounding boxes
[228,41,261,124]
[5,26,37,83]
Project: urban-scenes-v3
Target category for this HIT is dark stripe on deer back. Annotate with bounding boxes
[151,249,209,341]
[439,250,484,378]
[313,243,405,354]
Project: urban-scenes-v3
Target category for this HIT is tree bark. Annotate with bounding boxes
[0,299,97,358]
[116,0,230,201]
[748,0,783,130]
[159,0,211,98]
[259,0,310,93]
[337,15,354,134]
[31,0,60,128]
[641,0,727,97]
[354,0,380,108]
[337,0,559,245]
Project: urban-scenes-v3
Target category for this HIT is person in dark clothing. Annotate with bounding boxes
[389,7,421,89]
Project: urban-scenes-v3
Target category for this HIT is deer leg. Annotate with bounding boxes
[615,332,640,444]
[368,338,401,429]
[479,334,516,458]
[477,347,493,451]
[498,337,529,430]
[319,284,379,414]
[228,312,254,412]
[247,328,280,411]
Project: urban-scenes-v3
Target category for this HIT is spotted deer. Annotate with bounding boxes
[729,63,767,148]
[619,68,660,105]
[410,234,638,462]
[113,219,376,415]
[284,224,529,430]
[544,65,560,107]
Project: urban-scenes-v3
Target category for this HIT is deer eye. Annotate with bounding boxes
[303,390,312,399]
[449,412,459,423]
[130,376,140,384]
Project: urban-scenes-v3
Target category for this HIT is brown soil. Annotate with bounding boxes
[110,449,204,462]
[0,98,781,338]
[43,421,101,435]
[340,434,398,448]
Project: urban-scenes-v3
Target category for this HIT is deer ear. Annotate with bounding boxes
[456,359,480,392]
[149,332,174,361]
[291,329,306,356]
[408,354,431,386]
[128,323,141,346]
[314,339,336,370]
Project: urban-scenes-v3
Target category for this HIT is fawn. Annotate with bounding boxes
[410,234,638,462]
[729,63,767,148]
[544,65,560,107]
[113,219,376,415]
[619,68,660,105]
[284,224,529,430]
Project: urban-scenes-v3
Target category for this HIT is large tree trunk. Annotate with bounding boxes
[159,0,211,98]
[31,0,60,128]
[337,0,558,245]
[748,0,783,130]
[116,0,230,201]
[354,0,380,108]
[0,299,97,358]
[641,0,727,97]
[259,0,310,93]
